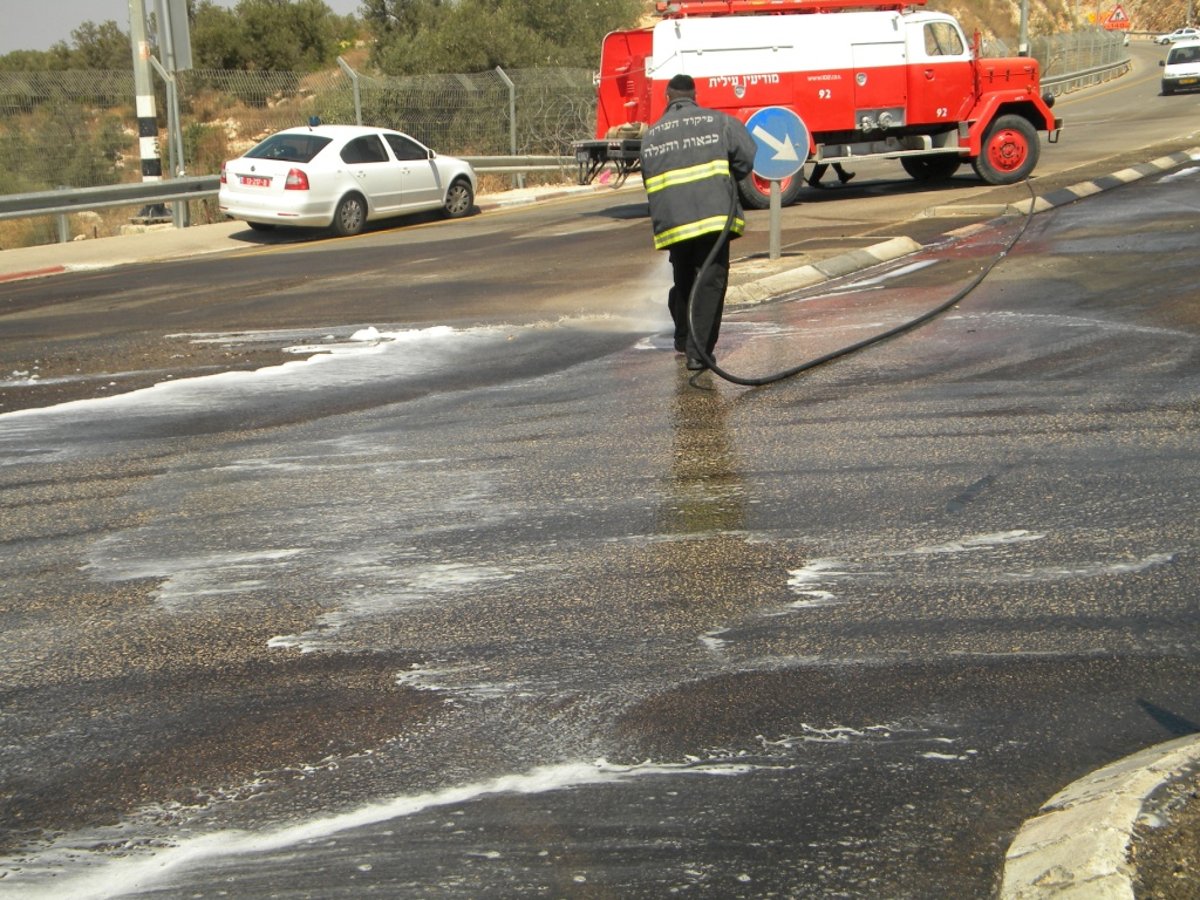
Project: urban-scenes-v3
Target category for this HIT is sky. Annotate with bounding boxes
[0,0,364,54]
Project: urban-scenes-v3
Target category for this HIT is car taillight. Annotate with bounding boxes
[220,161,226,184]
[284,168,309,191]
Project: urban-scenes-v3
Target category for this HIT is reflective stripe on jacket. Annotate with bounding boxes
[639,98,757,251]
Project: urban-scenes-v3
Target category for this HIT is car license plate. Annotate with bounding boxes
[240,175,271,187]
[1180,77,1198,85]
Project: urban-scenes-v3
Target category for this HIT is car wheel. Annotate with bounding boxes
[443,178,474,218]
[738,172,804,210]
[332,193,367,237]
[972,114,1039,185]
[247,221,277,232]
[900,156,962,181]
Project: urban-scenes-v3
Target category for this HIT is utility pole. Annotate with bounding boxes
[127,0,162,184]
[1019,0,1030,57]
[152,0,191,227]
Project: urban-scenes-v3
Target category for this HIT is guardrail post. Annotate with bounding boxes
[150,56,189,229]
[494,67,523,190]
[56,188,70,243]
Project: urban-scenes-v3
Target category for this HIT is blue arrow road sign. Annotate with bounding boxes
[746,106,809,181]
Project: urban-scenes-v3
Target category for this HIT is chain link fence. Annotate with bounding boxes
[1030,28,1131,90]
[0,65,595,196]
[981,28,1130,88]
[334,67,596,156]
[0,70,140,194]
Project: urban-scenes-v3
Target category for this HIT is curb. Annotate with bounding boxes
[1001,734,1200,899]
[724,145,1200,305]
[727,236,923,304]
[1011,147,1200,215]
[0,264,67,283]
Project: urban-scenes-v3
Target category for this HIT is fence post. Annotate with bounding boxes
[149,56,188,228]
[494,66,523,189]
[337,56,362,125]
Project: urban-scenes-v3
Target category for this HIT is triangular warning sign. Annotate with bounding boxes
[1105,5,1129,25]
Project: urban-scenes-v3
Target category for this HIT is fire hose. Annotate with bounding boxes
[686,178,1037,388]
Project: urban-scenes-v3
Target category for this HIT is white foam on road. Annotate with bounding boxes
[904,530,1045,555]
[0,315,659,464]
[0,758,753,900]
[1004,552,1174,581]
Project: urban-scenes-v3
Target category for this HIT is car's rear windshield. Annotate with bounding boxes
[1169,45,1200,64]
[245,134,332,163]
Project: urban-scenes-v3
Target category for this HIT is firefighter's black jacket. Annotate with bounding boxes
[639,97,757,250]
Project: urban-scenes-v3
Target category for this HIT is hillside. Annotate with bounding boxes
[926,0,1192,41]
[639,2,1192,42]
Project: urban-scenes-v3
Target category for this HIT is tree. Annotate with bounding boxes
[506,0,643,64]
[361,0,444,37]
[69,21,133,69]
[367,0,643,74]
[190,0,348,71]
[0,49,61,72]
[190,2,247,69]
[0,22,129,72]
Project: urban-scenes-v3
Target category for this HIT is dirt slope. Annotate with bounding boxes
[928,0,1192,40]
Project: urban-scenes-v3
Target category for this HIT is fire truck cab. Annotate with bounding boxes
[574,0,1062,208]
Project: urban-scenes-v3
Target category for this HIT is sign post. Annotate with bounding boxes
[127,0,160,186]
[745,107,808,261]
[153,0,193,228]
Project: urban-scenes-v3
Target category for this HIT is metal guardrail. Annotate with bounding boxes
[1040,57,1131,96]
[0,156,577,230]
[465,155,575,175]
[0,176,218,222]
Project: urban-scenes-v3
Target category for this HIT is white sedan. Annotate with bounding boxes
[1156,27,1200,45]
[219,124,477,236]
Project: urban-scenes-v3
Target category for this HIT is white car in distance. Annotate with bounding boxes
[220,124,477,236]
[1156,27,1200,45]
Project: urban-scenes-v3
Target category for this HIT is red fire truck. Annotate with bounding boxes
[573,0,1063,207]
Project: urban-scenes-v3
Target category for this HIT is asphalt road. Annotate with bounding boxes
[1,40,1199,899]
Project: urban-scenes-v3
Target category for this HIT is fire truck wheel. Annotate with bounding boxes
[972,114,1040,185]
[900,156,961,182]
[738,173,803,210]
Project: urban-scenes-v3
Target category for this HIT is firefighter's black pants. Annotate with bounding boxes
[667,232,730,358]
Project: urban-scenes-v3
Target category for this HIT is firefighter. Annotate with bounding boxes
[808,162,855,187]
[640,73,757,371]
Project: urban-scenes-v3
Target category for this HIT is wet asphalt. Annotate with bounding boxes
[1,159,1198,897]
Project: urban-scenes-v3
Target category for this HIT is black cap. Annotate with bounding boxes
[667,73,695,92]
